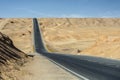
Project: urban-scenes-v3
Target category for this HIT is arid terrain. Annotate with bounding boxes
[0,18,33,53]
[0,31,27,80]
[0,18,120,80]
[0,18,120,59]
[39,18,120,59]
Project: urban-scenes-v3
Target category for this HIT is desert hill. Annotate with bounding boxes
[0,18,32,53]
[39,18,120,59]
[0,18,120,79]
[0,18,120,59]
[0,32,27,80]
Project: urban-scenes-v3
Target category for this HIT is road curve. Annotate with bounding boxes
[33,18,120,80]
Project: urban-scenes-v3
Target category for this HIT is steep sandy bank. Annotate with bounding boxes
[0,32,27,80]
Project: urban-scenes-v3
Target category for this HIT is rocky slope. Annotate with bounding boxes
[0,32,27,80]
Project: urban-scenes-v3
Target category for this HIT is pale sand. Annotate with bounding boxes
[19,54,80,80]
[0,18,120,59]
[0,18,33,53]
[38,18,120,59]
[0,18,120,80]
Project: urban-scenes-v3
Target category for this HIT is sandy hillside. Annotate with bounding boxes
[0,18,120,59]
[0,18,120,80]
[0,18,32,53]
[39,18,120,59]
[0,32,27,80]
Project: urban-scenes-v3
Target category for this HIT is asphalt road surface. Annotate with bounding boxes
[33,18,120,80]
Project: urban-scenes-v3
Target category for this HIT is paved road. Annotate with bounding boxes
[33,18,120,80]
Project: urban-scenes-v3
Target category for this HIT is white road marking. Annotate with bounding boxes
[44,55,90,80]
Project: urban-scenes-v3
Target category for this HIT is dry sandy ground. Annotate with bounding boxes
[0,18,33,53]
[0,29,27,80]
[0,18,120,80]
[0,18,120,59]
[19,54,79,80]
[38,18,120,59]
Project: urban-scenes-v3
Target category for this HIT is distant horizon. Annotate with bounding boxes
[0,0,120,18]
[1,17,120,18]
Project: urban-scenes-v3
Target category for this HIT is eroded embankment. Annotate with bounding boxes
[0,32,27,80]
